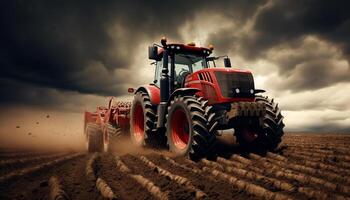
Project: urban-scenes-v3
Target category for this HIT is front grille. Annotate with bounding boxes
[214,72,255,98]
[198,72,213,83]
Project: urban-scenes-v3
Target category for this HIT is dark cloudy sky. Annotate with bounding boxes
[1,0,350,132]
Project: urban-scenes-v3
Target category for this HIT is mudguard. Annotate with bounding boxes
[135,84,160,105]
[167,88,201,105]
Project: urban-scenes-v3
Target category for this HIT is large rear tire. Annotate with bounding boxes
[130,92,162,147]
[85,123,104,153]
[166,95,216,161]
[235,96,285,152]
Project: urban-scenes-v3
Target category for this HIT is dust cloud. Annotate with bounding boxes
[0,105,175,156]
[0,106,85,152]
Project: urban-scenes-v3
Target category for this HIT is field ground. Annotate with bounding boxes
[0,133,349,200]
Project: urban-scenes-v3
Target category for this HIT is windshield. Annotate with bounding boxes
[174,54,207,73]
[154,54,207,87]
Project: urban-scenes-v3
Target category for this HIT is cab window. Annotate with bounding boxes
[154,54,207,87]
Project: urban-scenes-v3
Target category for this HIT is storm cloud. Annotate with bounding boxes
[0,0,264,97]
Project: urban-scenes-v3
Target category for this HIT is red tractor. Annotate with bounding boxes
[84,38,285,160]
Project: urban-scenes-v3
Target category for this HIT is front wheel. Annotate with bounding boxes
[166,95,216,161]
[235,96,285,152]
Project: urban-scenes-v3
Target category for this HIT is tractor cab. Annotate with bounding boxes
[153,52,207,89]
[149,39,232,92]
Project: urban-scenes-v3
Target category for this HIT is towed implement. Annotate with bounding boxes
[84,38,285,160]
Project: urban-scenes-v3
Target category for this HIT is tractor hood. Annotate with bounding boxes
[185,68,255,104]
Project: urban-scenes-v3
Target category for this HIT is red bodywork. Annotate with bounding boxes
[136,84,160,105]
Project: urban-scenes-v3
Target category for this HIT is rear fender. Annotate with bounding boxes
[135,84,160,105]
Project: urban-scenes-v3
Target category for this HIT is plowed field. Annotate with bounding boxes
[1,133,349,200]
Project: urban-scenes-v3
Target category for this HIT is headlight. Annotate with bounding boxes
[250,89,254,94]
[235,88,240,93]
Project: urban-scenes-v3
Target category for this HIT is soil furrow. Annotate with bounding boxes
[267,152,350,175]
[97,154,156,200]
[138,155,206,199]
[282,151,350,169]
[114,155,168,200]
[284,150,350,162]
[0,153,68,176]
[216,156,311,199]
[247,154,350,197]
[0,153,84,185]
[229,154,348,199]
[121,154,199,200]
[147,154,257,200]
[202,167,293,200]
[0,153,95,200]
[0,151,56,160]
[286,145,349,153]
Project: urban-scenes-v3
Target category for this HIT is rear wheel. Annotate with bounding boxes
[85,123,104,152]
[235,96,285,152]
[166,95,216,161]
[130,92,160,147]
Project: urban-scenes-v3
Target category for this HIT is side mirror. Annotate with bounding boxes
[255,89,266,94]
[148,46,158,60]
[224,57,232,68]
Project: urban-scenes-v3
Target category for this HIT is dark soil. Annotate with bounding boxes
[0,134,349,199]
[97,153,155,200]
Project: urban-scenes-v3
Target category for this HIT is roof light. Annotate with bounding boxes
[187,42,196,46]
[208,44,214,50]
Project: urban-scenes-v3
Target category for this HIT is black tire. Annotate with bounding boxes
[235,96,285,152]
[166,95,216,161]
[130,92,163,147]
[105,123,122,152]
[85,123,104,153]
